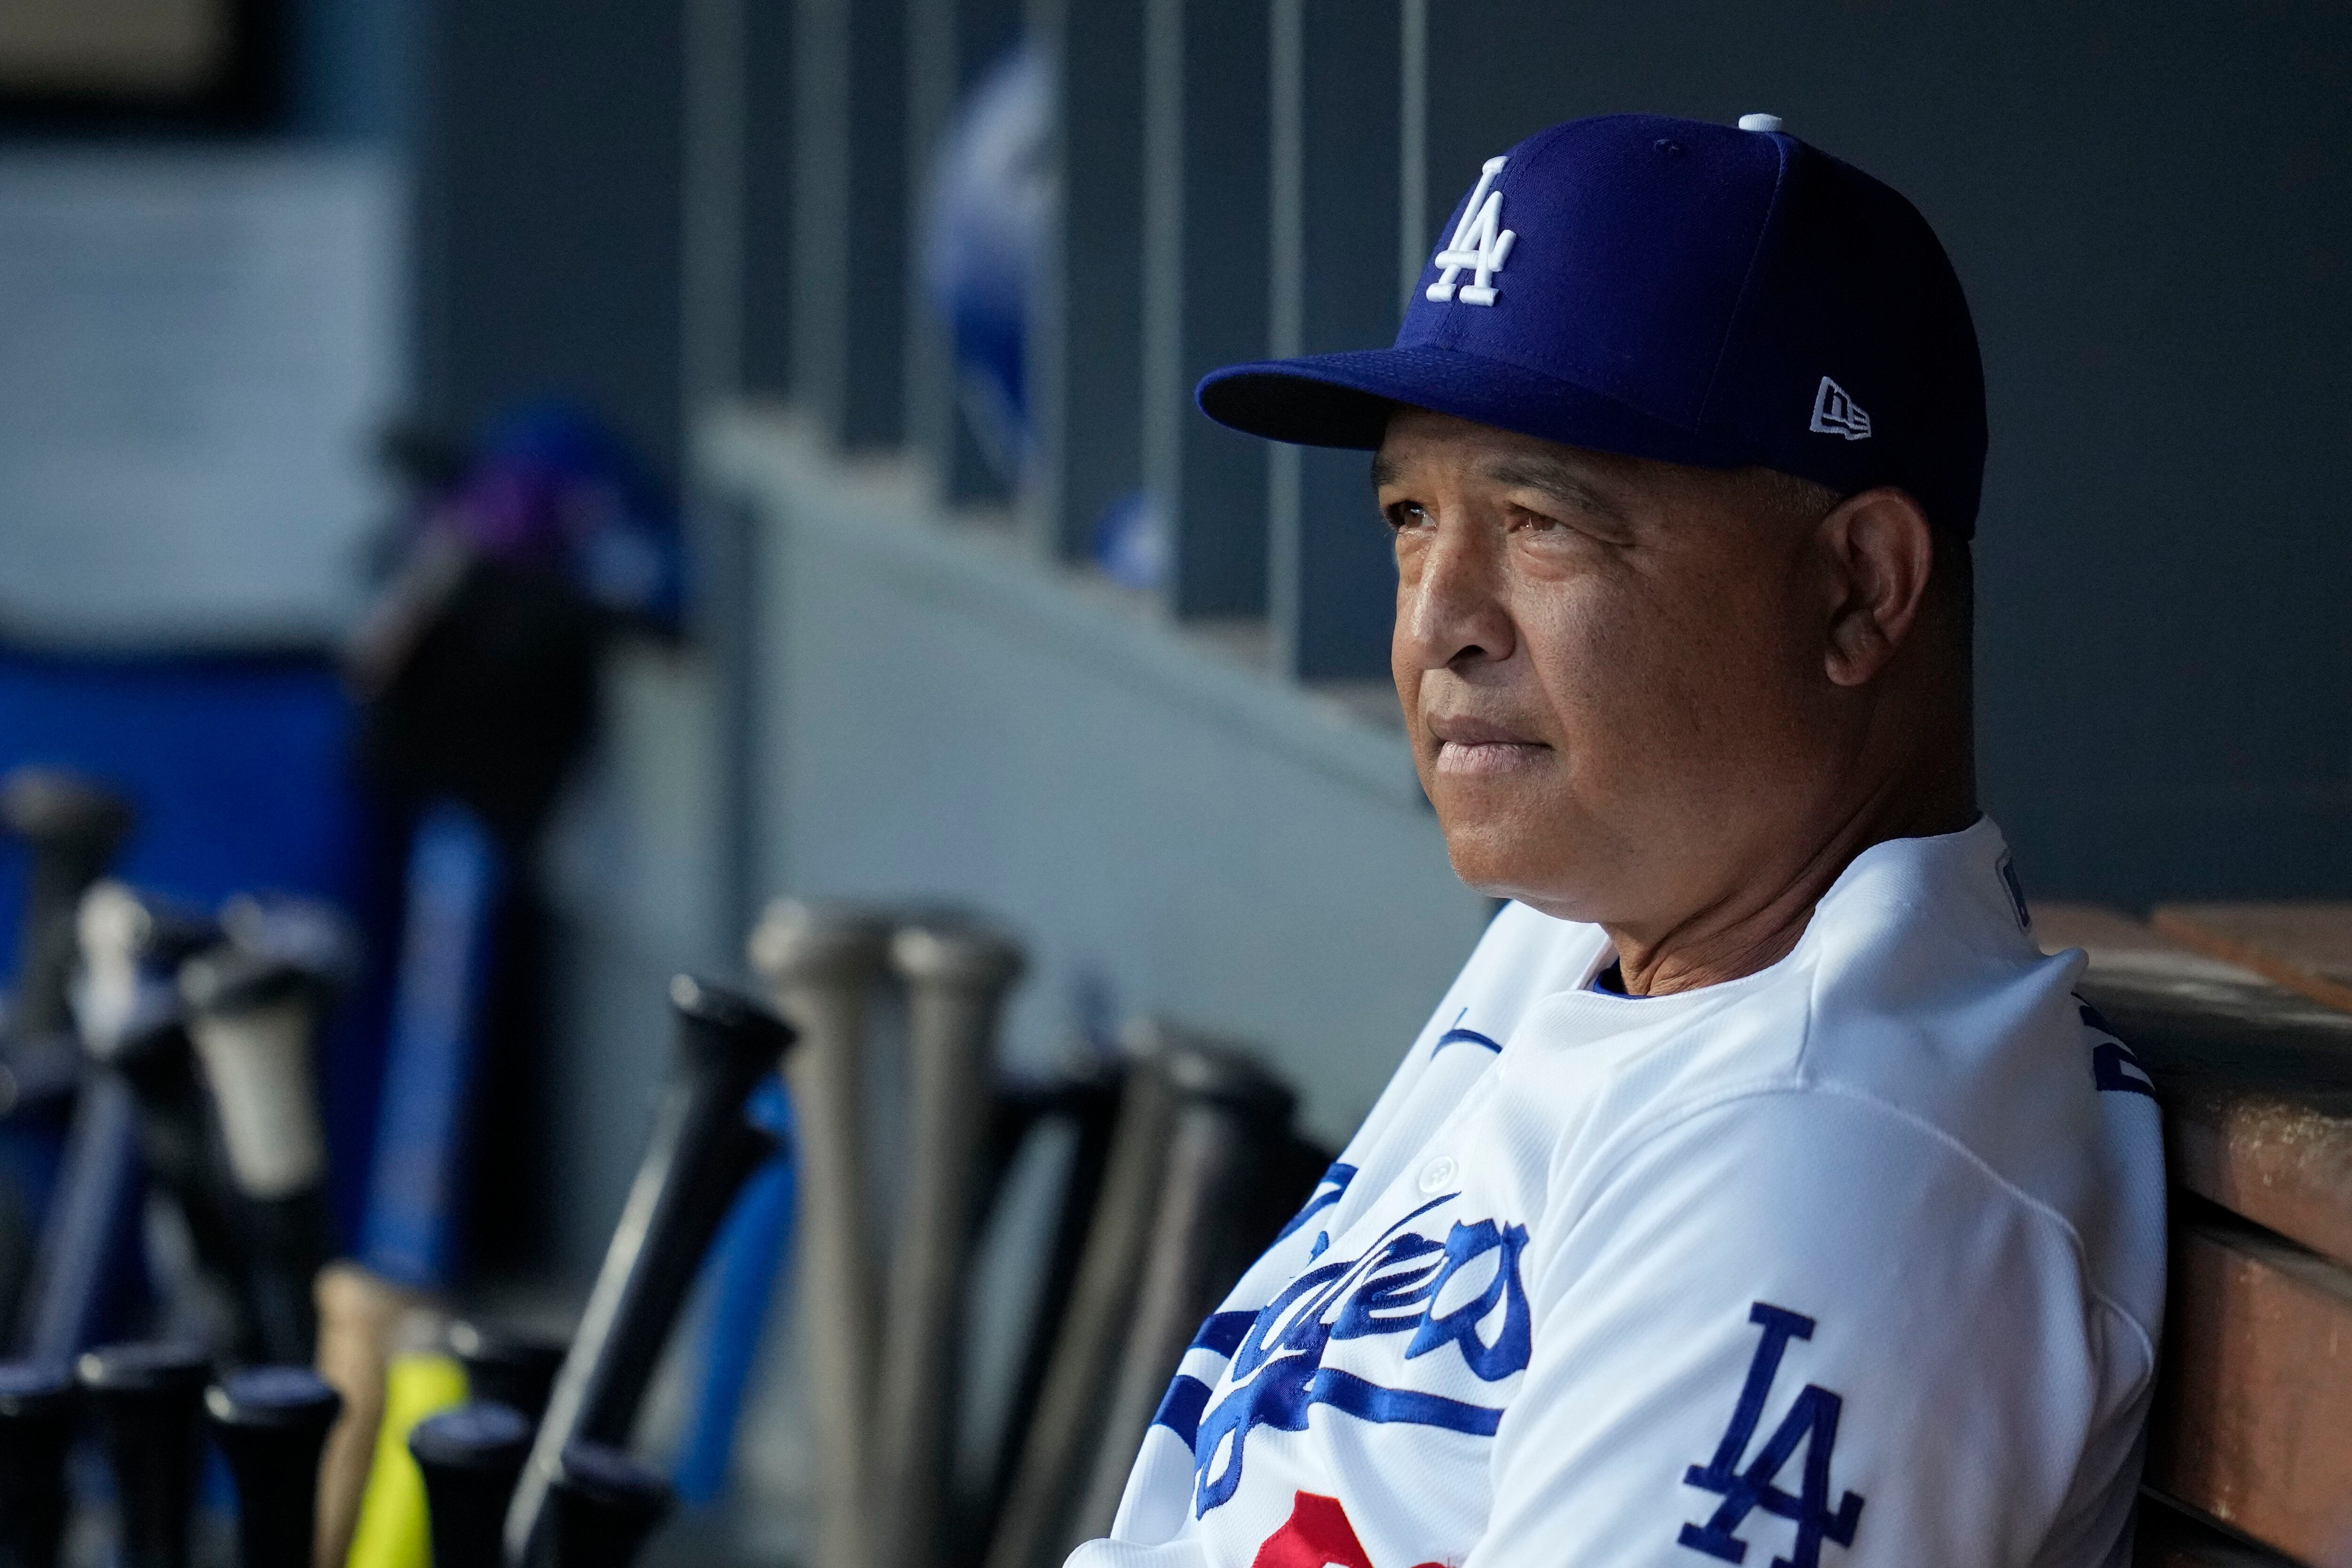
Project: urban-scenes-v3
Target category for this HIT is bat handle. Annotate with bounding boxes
[410,1401,533,1568]
[76,1342,211,1568]
[449,1321,568,1427]
[206,1366,343,1568]
[548,1442,673,1568]
[0,1360,74,1568]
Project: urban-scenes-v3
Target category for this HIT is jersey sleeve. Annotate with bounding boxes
[1468,1088,2153,1568]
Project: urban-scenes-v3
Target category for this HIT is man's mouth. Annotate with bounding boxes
[1425,716,1549,777]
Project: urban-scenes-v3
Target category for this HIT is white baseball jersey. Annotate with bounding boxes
[1070,817,2165,1568]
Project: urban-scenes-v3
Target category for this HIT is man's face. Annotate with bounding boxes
[1379,409,1853,928]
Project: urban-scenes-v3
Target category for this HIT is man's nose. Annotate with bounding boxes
[1396,522,1515,670]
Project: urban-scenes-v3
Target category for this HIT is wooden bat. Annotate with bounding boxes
[747,899,892,1568]
[871,918,1025,1568]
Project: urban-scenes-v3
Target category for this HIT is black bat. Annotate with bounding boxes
[547,1441,674,1568]
[77,1341,211,1568]
[411,1401,534,1568]
[966,1064,1124,1562]
[0,1360,73,1568]
[502,976,793,1561]
[1,768,135,1047]
[0,772,132,1341]
[450,1320,568,1425]
[204,1365,342,1568]
[985,1025,1308,1568]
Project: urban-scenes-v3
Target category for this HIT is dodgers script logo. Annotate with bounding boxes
[1183,1193,1532,1516]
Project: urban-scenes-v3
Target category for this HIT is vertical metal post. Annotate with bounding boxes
[1025,0,1147,563]
[795,0,911,450]
[1268,0,1404,684]
[683,0,760,947]
[742,0,797,398]
[1143,0,1273,623]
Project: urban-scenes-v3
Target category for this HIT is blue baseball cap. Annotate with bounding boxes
[1198,113,1987,536]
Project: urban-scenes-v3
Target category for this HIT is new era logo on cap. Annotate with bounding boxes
[1809,377,1872,441]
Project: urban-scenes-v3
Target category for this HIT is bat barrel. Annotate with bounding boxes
[1071,1028,1295,1532]
[181,944,341,1364]
[410,1401,533,1568]
[547,1441,673,1568]
[747,899,892,1568]
[205,1366,343,1568]
[0,1360,74,1568]
[873,919,1024,1568]
[985,1026,1298,1568]
[504,976,790,1563]
[450,1321,568,1426]
[76,1341,210,1568]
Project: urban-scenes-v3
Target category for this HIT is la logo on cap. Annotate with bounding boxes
[1810,376,1872,440]
[1428,157,1516,306]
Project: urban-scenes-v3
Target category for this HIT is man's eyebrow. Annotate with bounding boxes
[1368,453,1402,490]
[1474,454,1630,522]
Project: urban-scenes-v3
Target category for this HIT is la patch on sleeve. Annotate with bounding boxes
[1677,1303,1865,1568]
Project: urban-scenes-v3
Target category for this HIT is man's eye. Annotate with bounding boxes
[1509,507,1562,533]
[1383,501,1429,532]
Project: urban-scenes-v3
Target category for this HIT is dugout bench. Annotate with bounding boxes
[2032,903,2352,1568]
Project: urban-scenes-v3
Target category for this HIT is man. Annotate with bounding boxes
[1070,114,2164,1568]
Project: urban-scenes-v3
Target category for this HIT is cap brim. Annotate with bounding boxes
[1196,346,1747,470]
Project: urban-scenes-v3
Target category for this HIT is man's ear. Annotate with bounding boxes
[1819,487,1936,688]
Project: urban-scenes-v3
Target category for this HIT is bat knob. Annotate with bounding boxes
[410,1401,534,1568]
[745,900,893,987]
[667,976,797,1075]
[889,919,1025,992]
[449,1321,568,1425]
[1131,1022,1298,1124]
[0,1361,75,1568]
[548,1441,674,1568]
[76,1342,210,1568]
[204,1367,342,1568]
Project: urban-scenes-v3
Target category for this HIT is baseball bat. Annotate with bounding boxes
[1070,1027,1301,1536]
[547,1442,673,1568]
[182,896,358,1366]
[969,1064,1124,1559]
[0,771,133,1334]
[0,1359,73,1568]
[14,1075,148,1361]
[667,1073,794,1506]
[410,1401,533,1568]
[1,769,135,1047]
[985,1026,1300,1568]
[68,885,262,1361]
[207,1366,344,1568]
[502,976,791,1562]
[746,900,891,1568]
[871,919,1025,1568]
[316,799,503,1568]
[450,1321,568,1426]
[77,1341,211,1568]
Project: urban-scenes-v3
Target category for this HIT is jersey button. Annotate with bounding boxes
[1417,1155,1458,1194]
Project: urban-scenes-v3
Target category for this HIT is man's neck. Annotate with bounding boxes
[1604,764,1977,997]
